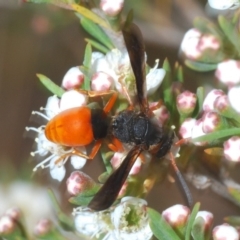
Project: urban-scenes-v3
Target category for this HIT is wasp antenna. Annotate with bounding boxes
[169,152,193,208]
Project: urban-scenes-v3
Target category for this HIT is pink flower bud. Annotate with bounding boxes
[179,118,196,139]
[34,219,52,236]
[202,111,223,133]
[91,71,113,91]
[62,67,84,90]
[177,91,197,115]
[60,90,88,111]
[223,136,240,162]
[214,95,229,113]
[180,29,220,60]
[66,171,95,196]
[162,204,190,227]
[150,102,169,126]
[203,89,225,112]
[6,208,21,221]
[213,224,239,240]
[100,0,124,17]
[215,60,240,87]
[0,215,15,235]
[228,86,240,113]
[191,119,208,146]
[111,152,142,175]
[196,211,213,229]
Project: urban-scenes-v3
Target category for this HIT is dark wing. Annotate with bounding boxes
[122,23,148,113]
[88,146,143,211]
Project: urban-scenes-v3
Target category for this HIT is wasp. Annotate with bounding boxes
[44,90,118,162]
[88,23,192,211]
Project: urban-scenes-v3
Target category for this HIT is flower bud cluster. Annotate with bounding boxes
[179,89,240,157]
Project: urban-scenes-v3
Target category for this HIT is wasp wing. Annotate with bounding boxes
[122,23,148,112]
[88,146,143,211]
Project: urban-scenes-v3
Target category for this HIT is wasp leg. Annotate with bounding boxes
[54,140,103,166]
[108,137,124,152]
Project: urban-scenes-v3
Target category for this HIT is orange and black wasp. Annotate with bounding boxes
[88,23,192,211]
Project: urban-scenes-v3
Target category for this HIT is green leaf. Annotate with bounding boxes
[80,17,114,50]
[191,217,206,240]
[85,38,109,54]
[192,86,204,118]
[72,4,110,29]
[224,216,240,226]
[69,184,100,206]
[37,74,65,97]
[185,202,201,240]
[218,15,240,56]
[48,189,75,232]
[83,43,92,69]
[175,64,184,83]
[148,208,181,240]
[101,150,114,174]
[184,60,217,72]
[192,128,240,143]
[193,17,222,37]
[228,187,240,203]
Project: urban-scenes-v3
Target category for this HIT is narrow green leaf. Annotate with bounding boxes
[218,15,240,55]
[69,185,100,206]
[192,128,240,142]
[193,17,222,37]
[185,202,201,240]
[148,208,181,240]
[175,64,184,83]
[37,74,65,97]
[184,60,217,72]
[228,187,240,203]
[80,17,114,50]
[192,87,204,118]
[72,4,110,29]
[85,38,109,54]
[191,217,206,240]
[224,216,240,226]
[124,9,134,29]
[83,43,92,69]
[48,189,75,231]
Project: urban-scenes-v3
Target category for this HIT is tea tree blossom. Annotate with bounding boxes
[100,0,124,17]
[215,60,240,87]
[162,204,190,227]
[223,136,240,162]
[213,224,239,240]
[26,91,88,181]
[109,197,152,240]
[208,0,240,10]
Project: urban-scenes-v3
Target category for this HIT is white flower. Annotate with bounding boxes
[26,90,88,181]
[110,197,152,240]
[179,118,196,139]
[208,0,240,10]
[0,215,15,235]
[74,207,111,238]
[100,0,124,17]
[215,60,240,87]
[91,49,165,97]
[228,86,240,113]
[213,224,239,240]
[203,89,225,112]
[146,59,165,95]
[223,136,240,162]
[0,181,53,232]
